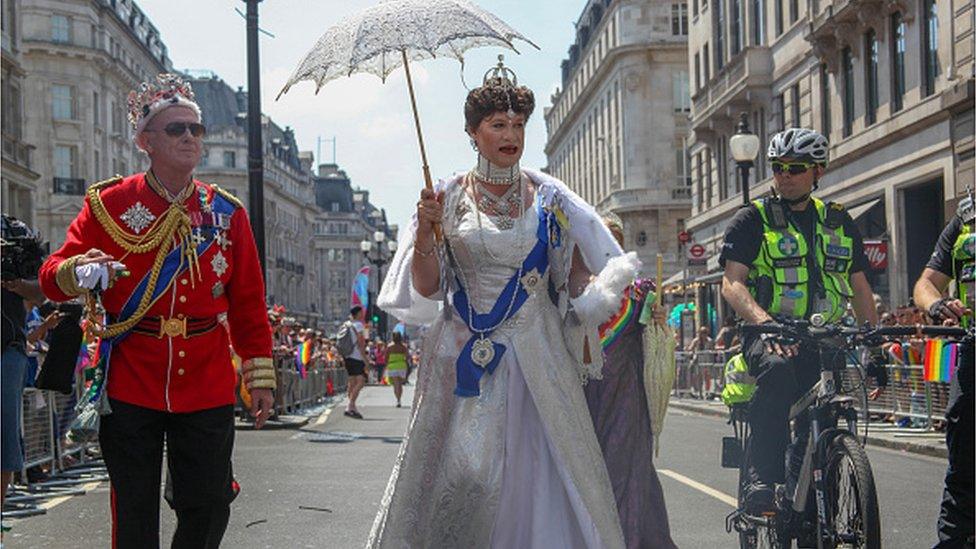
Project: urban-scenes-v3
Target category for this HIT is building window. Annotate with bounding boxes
[223,151,236,168]
[695,153,704,209]
[673,70,691,112]
[789,0,798,23]
[693,0,699,17]
[922,0,939,97]
[111,100,122,133]
[53,146,80,192]
[694,52,701,91]
[842,47,855,137]
[714,0,726,70]
[820,63,831,137]
[891,12,906,112]
[731,0,742,55]
[777,93,786,131]
[791,83,800,127]
[864,29,879,126]
[752,0,766,45]
[705,150,714,206]
[775,0,783,36]
[672,3,688,35]
[703,44,711,81]
[51,14,71,43]
[51,84,73,120]
[1,81,21,138]
[718,137,729,200]
[93,91,100,126]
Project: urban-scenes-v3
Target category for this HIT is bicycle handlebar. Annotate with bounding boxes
[740,322,970,341]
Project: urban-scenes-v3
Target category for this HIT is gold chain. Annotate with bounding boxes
[84,176,200,338]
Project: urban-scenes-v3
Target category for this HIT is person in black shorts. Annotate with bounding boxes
[914,196,974,549]
[342,306,370,419]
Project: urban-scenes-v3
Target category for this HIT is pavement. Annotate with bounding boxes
[669,395,950,458]
[6,384,951,548]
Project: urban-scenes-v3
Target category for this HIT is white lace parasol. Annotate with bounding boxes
[277,0,538,97]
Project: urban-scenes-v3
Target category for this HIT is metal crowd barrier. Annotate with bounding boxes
[7,363,107,519]
[256,353,349,417]
[672,349,953,430]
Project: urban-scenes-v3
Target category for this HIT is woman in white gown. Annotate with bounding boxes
[368,61,640,549]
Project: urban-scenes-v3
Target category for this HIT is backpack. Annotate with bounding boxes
[335,321,357,358]
[721,353,757,407]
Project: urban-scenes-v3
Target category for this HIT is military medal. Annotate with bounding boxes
[470,336,495,368]
[210,251,228,277]
[214,231,232,250]
[211,281,224,298]
[120,202,156,234]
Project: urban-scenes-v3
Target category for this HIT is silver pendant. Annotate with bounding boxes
[210,250,229,278]
[519,268,543,293]
[120,202,156,234]
[471,336,495,368]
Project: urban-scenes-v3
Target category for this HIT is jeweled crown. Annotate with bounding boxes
[126,73,198,132]
[483,55,518,88]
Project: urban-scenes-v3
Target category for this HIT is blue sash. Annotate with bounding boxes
[86,192,235,403]
[452,198,560,397]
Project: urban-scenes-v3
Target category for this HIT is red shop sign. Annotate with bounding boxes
[864,240,888,270]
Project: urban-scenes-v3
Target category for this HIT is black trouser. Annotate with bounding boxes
[935,336,974,549]
[99,399,238,549]
[743,335,844,485]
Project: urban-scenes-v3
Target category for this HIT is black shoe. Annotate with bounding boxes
[349,410,364,419]
[743,481,776,514]
[343,410,354,418]
[396,402,402,408]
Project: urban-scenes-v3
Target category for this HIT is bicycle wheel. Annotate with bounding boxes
[822,432,882,549]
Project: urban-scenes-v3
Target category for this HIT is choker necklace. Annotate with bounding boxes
[472,153,520,186]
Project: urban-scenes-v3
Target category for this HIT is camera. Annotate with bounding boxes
[1,214,48,281]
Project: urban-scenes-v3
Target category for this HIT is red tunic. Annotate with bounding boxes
[39,173,273,413]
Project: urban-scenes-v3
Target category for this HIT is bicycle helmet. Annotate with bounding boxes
[767,128,829,166]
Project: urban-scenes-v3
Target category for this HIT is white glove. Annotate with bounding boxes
[74,261,126,291]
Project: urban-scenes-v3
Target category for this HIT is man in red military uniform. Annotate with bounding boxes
[39,73,276,548]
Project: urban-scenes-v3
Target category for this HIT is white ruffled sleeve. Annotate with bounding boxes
[377,179,458,326]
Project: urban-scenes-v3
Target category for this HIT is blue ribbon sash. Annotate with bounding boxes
[452,198,561,397]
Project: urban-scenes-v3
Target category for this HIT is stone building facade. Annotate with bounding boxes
[2,0,41,225]
[18,0,172,247]
[545,0,692,278]
[687,0,974,305]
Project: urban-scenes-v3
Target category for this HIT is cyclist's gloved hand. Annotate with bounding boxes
[928,297,970,326]
[759,320,799,358]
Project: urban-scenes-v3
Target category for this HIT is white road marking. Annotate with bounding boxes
[314,404,337,426]
[36,481,103,511]
[658,469,738,508]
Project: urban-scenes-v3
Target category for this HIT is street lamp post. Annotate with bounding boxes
[245,0,266,276]
[729,112,761,205]
[361,231,397,340]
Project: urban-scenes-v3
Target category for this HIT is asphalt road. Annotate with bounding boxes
[7,386,950,548]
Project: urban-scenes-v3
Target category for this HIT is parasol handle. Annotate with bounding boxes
[401,49,443,243]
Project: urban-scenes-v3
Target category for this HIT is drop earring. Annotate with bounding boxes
[470,138,478,152]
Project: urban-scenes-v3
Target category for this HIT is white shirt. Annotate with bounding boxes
[348,320,365,361]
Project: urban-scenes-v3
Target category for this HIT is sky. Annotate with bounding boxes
[139,0,584,230]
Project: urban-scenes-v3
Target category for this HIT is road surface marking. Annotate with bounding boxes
[314,405,336,426]
[658,469,738,508]
[36,481,103,511]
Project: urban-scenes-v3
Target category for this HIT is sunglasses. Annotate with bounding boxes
[770,160,816,175]
[147,122,207,138]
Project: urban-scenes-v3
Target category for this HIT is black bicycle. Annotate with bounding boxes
[723,317,968,549]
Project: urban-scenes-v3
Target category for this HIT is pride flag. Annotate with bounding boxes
[599,296,635,350]
[351,266,370,309]
[295,340,312,379]
[923,339,957,383]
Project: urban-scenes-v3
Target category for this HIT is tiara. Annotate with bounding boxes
[483,54,518,88]
[126,73,199,133]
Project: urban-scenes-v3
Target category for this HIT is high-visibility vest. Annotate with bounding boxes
[721,353,756,406]
[749,197,854,323]
[952,222,975,327]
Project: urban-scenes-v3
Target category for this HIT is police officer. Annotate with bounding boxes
[720,128,880,512]
[914,193,974,549]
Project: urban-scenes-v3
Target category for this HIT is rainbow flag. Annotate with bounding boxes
[295,340,312,379]
[599,296,635,350]
[923,339,957,383]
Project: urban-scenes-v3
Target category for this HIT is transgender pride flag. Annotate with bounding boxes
[351,266,370,310]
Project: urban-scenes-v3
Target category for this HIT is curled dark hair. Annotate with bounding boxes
[464,80,535,131]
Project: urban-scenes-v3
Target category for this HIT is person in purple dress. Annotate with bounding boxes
[584,217,677,549]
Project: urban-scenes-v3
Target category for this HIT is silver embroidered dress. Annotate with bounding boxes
[369,169,631,549]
